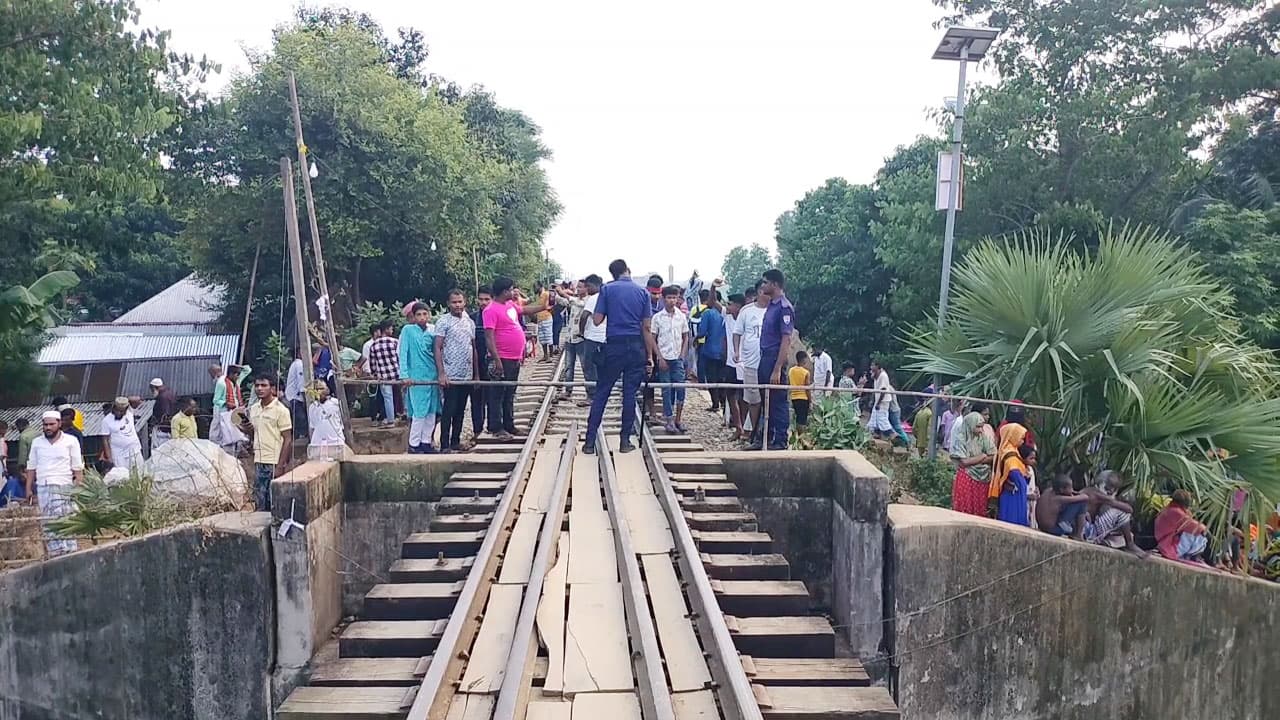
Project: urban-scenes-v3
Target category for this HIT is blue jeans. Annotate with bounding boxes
[379,384,396,423]
[586,335,646,446]
[657,358,686,419]
[888,408,910,445]
[254,463,274,512]
[758,348,789,448]
[564,341,585,394]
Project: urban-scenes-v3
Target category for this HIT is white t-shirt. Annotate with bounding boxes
[30,432,84,487]
[873,369,892,411]
[723,313,738,371]
[102,411,143,465]
[583,293,607,343]
[813,352,833,388]
[308,398,345,447]
[735,304,766,371]
[361,338,374,366]
[285,358,305,403]
[650,308,689,361]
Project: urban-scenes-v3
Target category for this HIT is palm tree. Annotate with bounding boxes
[906,224,1280,542]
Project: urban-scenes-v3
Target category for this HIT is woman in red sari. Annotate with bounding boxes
[950,408,995,516]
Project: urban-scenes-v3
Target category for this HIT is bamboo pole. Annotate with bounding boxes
[280,158,314,390]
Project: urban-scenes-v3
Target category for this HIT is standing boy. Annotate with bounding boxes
[172,398,199,439]
[307,380,346,460]
[485,278,547,439]
[470,287,492,435]
[435,289,478,452]
[789,351,813,430]
[651,285,691,434]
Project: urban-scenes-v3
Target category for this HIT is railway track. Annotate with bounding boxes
[278,359,899,720]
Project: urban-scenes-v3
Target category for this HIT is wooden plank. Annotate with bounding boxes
[537,532,570,695]
[701,553,790,581]
[757,686,899,719]
[620,492,673,555]
[522,436,565,512]
[640,554,711,692]
[693,531,772,554]
[563,583,634,693]
[498,511,545,585]
[746,658,871,687]
[727,616,835,658]
[526,701,573,720]
[609,437,653,494]
[363,582,463,620]
[713,580,811,616]
[570,452,602,512]
[445,693,496,720]
[339,620,445,658]
[672,689,720,720]
[388,557,474,583]
[571,693,642,720]
[277,686,412,718]
[401,531,485,559]
[459,584,524,693]
[308,657,424,687]
[566,509,616,584]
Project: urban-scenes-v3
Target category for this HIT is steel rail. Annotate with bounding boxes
[640,426,764,720]
[597,432,677,720]
[405,355,565,720]
[493,422,578,719]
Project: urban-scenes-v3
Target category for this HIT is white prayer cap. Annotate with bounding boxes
[57,404,72,411]
[42,410,61,421]
[150,378,164,388]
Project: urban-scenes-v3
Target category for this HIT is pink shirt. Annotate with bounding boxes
[484,300,526,361]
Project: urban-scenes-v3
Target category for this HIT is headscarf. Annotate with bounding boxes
[960,412,995,481]
[990,423,1029,498]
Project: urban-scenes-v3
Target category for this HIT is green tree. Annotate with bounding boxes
[719,244,774,295]
[0,271,80,405]
[1181,204,1280,348]
[177,11,559,359]
[775,179,893,365]
[906,224,1280,541]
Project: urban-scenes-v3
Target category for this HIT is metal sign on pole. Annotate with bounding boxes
[288,71,352,442]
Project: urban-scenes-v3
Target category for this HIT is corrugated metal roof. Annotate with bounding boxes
[120,357,224,400]
[113,274,226,324]
[54,323,209,336]
[37,333,239,366]
[1,401,154,441]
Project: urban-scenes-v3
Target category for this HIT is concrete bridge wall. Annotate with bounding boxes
[887,504,1280,720]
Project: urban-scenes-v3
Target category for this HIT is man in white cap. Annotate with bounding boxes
[25,410,83,556]
[149,377,178,450]
[101,397,143,471]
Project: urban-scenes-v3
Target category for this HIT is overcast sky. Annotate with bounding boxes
[141,0,963,284]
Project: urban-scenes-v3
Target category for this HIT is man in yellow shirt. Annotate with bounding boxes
[52,397,83,432]
[171,398,199,440]
[239,375,292,512]
[788,351,813,430]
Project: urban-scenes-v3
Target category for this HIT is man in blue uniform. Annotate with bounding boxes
[584,259,656,454]
[753,268,795,451]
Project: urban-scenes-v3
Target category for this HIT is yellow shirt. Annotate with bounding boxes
[535,291,553,322]
[249,399,293,465]
[171,412,198,439]
[789,366,811,400]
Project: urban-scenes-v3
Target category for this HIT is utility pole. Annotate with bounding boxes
[289,71,351,441]
[280,158,314,391]
[238,241,262,366]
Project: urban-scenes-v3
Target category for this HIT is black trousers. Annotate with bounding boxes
[470,384,486,434]
[441,384,471,448]
[487,359,520,434]
[792,398,811,427]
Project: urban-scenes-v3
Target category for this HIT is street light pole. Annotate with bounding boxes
[925,26,999,459]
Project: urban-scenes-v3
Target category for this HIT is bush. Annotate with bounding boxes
[906,456,954,508]
[47,468,182,542]
[791,395,869,450]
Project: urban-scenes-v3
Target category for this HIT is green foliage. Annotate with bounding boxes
[342,301,408,348]
[719,244,774,295]
[776,179,893,366]
[905,456,955,508]
[791,395,869,451]
[47,468,180,542]
[259,331,291,382]
[179,11,559,343]
[906,223,1280,541]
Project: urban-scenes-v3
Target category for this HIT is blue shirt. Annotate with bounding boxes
[314,347,333,378]
[595,277,652,339]
[698,307,727,360]
[760,295,795,353]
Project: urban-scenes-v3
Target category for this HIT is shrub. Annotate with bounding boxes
[791,395,869,451]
